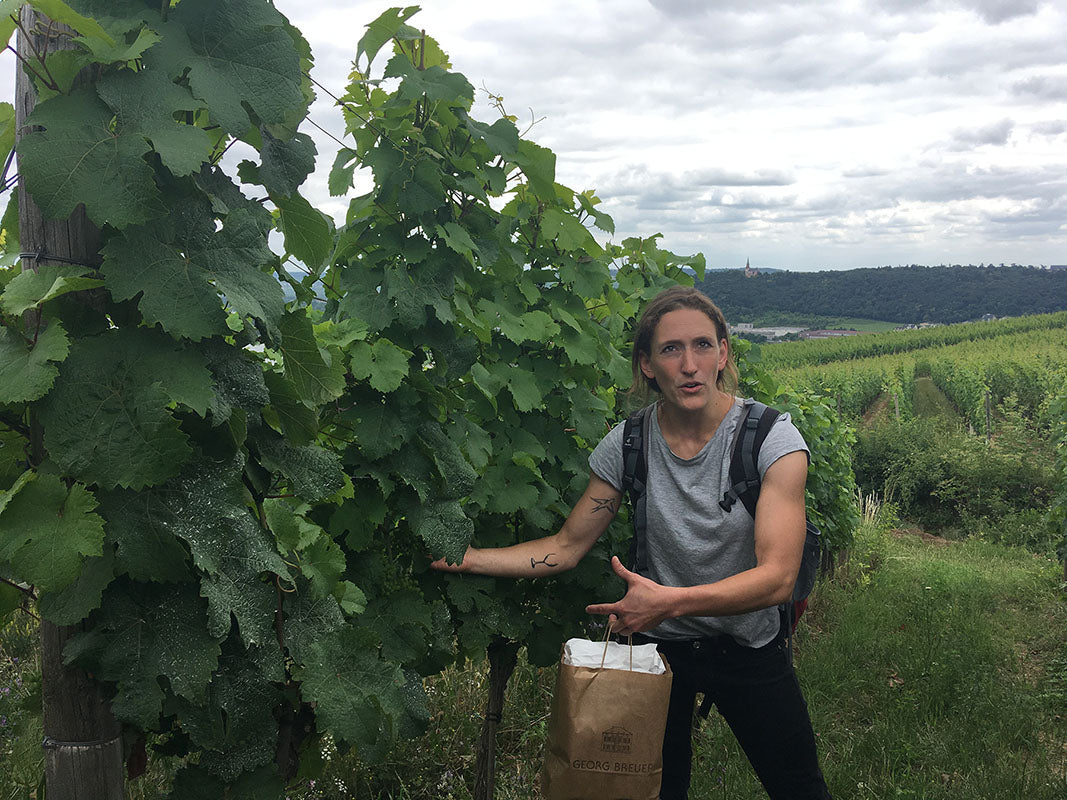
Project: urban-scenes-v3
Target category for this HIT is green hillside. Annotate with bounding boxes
[696,265,1067,324]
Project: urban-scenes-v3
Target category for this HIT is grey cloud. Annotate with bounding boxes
[1012,75,1067,101]
[945,118,1014,150]
[1032,120,1067,136]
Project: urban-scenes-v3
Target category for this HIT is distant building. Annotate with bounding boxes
[744,258,759,277]
[1050,264,1067,271]
[800,329,861,339]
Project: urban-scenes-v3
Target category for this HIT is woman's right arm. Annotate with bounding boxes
[430,471,623,578]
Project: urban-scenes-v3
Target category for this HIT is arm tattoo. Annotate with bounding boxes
[591,496,618,514]
[531,553,559,569]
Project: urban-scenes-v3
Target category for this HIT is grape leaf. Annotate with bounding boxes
[384,55,474,107]
[97,488,191,583]
[39,329,213,489]
[262,370,317,444]
[0,472,104,592]
[295,625,428,756]
[0,322,69,403]
[263,498,322,552]
[37,546,114,625]
[410,500,472,565]
[363,590,432,665]
[279,311,346,406]
[275,192,331,269]
[254,431,345,502]
[260,130,316,197]
[297,533,345,599]
[1,264,103,315]
[17,88,164,227]
[349,339,411,394]
[96,67,212,177]
[513,139,556,198]
[144,0,304,137]
[460,112,519,157]
[64,581,221,729]
[202,340,270,425]
[356,5,420,70]
[282,584,345,664]
[172,640,282,781]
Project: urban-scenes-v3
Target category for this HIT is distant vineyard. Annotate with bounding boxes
[770,324,1067,432]
[759,312,1067,369]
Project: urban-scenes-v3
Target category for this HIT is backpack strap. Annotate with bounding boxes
[719,399,781,517]
[621,403,654,572]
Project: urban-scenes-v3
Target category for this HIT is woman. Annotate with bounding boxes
[433,286,831,799]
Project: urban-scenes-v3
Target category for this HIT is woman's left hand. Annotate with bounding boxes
[585,557,678,636]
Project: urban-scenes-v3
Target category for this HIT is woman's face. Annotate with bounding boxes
[639,307,729,413]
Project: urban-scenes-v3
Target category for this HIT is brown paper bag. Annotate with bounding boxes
[540,643,672,800]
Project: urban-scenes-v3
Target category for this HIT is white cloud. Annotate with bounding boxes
[3,0,1066,269]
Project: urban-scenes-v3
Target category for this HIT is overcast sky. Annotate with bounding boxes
[13,0,1067,270]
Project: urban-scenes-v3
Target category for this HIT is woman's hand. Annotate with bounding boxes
[430,546,474,573]
[585,556,679,636]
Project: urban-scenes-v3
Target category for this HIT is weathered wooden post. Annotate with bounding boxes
[15,7,124,798]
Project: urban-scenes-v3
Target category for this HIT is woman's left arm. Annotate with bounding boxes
[586,450,809,635]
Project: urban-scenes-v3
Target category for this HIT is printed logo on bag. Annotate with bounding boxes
[601,726,632,754]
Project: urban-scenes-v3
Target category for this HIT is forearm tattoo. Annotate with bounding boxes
[590,496,618,514]
[531,553,559,569]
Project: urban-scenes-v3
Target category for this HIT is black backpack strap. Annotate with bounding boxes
[622,404,654,572]
[719,399,780,517]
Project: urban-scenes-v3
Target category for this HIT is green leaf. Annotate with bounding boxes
[540,208,599,253]
[279,311,346,407]
[364,590,432,665]
[0,472,104,593]
[255,432,345,503]
[418,423,477,499]
[65,581,221,729]
[384,55,474,108]
[37,546,114,625]
[296,626,428,755]
[1,264,103,315]
[39,329,213,489]
[98,488,191,583]
[356,5,420,70]
[334,580,367,616]
[329,147,359,196]
[28,0,115,45]
[263,370,317,444]
[96,68,212,177]
[201,340,270,425]
[263,498,322,552]
[349,339,411,394]
[0,101,14,167]
[275,192,331,268]
[282,585,344,664]
[435,222,477,262]
[143,0,304,138]
[76,24,160,64]
[18,88,164,228]
[0,321,69,403]
[461,113,519,157]
[411,500,472,565]
[299,533,345,599]
[514,139,556,198]
[260,131,315,197]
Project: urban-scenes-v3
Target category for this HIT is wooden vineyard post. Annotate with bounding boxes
[473,637,520,800]
[16,8,125,799]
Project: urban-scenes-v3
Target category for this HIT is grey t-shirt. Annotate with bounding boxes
[588,398,809,647]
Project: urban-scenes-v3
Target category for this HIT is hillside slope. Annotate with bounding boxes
[696,265,1067,324]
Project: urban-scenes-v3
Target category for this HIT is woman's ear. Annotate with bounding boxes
[639,351,655,379]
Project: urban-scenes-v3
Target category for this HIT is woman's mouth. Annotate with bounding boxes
[679,382,703,393]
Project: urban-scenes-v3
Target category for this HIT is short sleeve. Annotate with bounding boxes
[757,412,810,477]
[587,420,627,492]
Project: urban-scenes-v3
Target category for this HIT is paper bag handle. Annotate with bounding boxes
[600,620,634,671]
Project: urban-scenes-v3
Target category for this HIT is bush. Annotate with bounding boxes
[854,406,1057,545]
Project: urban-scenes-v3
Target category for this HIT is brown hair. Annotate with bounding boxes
[630,286,738,396]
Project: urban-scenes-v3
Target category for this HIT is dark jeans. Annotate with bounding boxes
[633,626,831,800]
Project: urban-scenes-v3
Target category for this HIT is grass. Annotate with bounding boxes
[3,514,1065,799]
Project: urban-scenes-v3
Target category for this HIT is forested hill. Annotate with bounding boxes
[694,265,1067,324]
